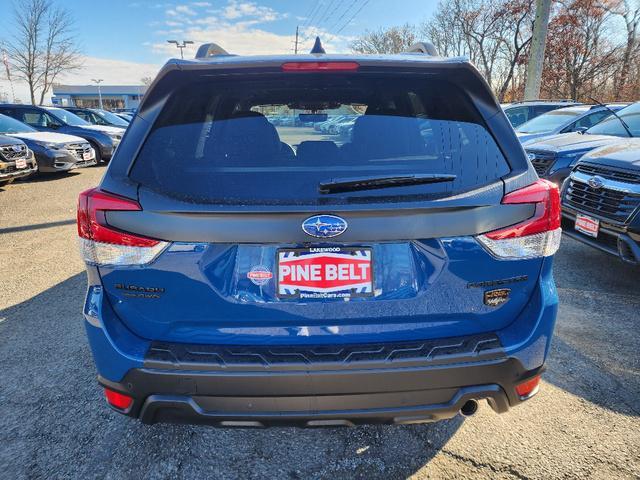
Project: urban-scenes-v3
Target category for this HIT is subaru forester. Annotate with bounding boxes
[77,41,561,426]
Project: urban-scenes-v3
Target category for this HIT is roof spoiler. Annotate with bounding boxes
[404,41,439,56]
[195,43,233,59]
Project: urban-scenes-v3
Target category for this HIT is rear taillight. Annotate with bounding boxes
[477,180,561,259]
[77,187,168,266]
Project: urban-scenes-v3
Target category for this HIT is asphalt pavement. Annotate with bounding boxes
[0,167,638,479]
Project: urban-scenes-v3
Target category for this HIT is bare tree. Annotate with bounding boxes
[494,0,534,101]
[608,0,640,99]
[2,0,82,105]
[350,0,632,101]
[421,0,470,58]
[351,24,417,54]
[419,0,534,101]
[542,0,619,100]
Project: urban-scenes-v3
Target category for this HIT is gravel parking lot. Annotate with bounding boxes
[0,167,638,480]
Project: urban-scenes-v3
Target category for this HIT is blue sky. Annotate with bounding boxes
[0,0,438,101]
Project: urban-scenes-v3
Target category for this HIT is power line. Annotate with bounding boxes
[302,0,319,21]
[327,0,360,33]
[300,0,345,44]
[299,3,317,34]
[334,0,371,35]
[316,0,339,28]
[302,0,324,30]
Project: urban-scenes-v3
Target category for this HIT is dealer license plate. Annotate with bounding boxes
[575,213,599,238]
[277,247,373,299]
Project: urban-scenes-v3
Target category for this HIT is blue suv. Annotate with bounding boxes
[77,41,561,426]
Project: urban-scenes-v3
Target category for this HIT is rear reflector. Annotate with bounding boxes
[104,387,133,410]
[281,61,360,72]
[477,180,561,259]
[77,188,168,266]
[515,375,541,399]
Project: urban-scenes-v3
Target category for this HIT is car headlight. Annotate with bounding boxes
[562,151,589,167]
[41,142,62,150]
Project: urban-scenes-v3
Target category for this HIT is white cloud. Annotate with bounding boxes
[175,5,197,15]
[149,1,353,58]
[221,1,280,21]
[0,56,160,104]
[166,6,197,17]
[0,1,356,104]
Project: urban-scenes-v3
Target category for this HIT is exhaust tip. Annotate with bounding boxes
[460,399,479,417]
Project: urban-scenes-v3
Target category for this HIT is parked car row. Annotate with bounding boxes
[0,104,130,187]
[517,101,640,265]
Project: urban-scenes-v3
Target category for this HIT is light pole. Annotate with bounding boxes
[167,40,194,59]
[91,78,104,109]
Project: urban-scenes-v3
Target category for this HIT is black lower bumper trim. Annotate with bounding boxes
[99,354,543,426]
[0,166,37,181]
[561,211,640,264]
[137,384,511,427]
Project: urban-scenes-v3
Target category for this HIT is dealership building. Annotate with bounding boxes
[51,85,147,110]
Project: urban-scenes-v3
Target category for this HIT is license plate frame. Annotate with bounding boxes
[83,151,94,161]
[575,213,600,238]
[276,246,374,300]
[15,158,27,169]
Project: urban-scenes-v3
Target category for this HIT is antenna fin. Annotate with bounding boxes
[310,37,326,54]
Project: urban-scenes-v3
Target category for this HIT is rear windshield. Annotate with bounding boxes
[130,74,510,205]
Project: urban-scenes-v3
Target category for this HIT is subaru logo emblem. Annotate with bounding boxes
[588,176,604,189]
[302,215,348,238]
[12,145,23,152]
[527,152,536,161]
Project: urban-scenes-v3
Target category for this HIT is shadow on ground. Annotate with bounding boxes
[545,236,640,416]
[1,237,638,478]
[0,273,463,479]
[0,219,76,234]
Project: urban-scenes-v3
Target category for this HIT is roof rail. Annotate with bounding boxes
[404,41,439,56]
[195,43,232,59]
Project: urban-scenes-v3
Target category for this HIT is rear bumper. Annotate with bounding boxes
[0,164,38,181]
[34,149,91,173]
[561,209,640,264]
[83,255,558,426]
[99,355,542,426]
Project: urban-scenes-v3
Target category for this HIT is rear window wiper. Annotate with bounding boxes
[319,174,456,194]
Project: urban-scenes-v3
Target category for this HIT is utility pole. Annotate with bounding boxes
[524,0,552,100]
[167,40,194,59]
[294,26,299,54]
[92,78,103,109]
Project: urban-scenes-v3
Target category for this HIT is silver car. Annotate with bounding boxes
[516,105,627,144]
